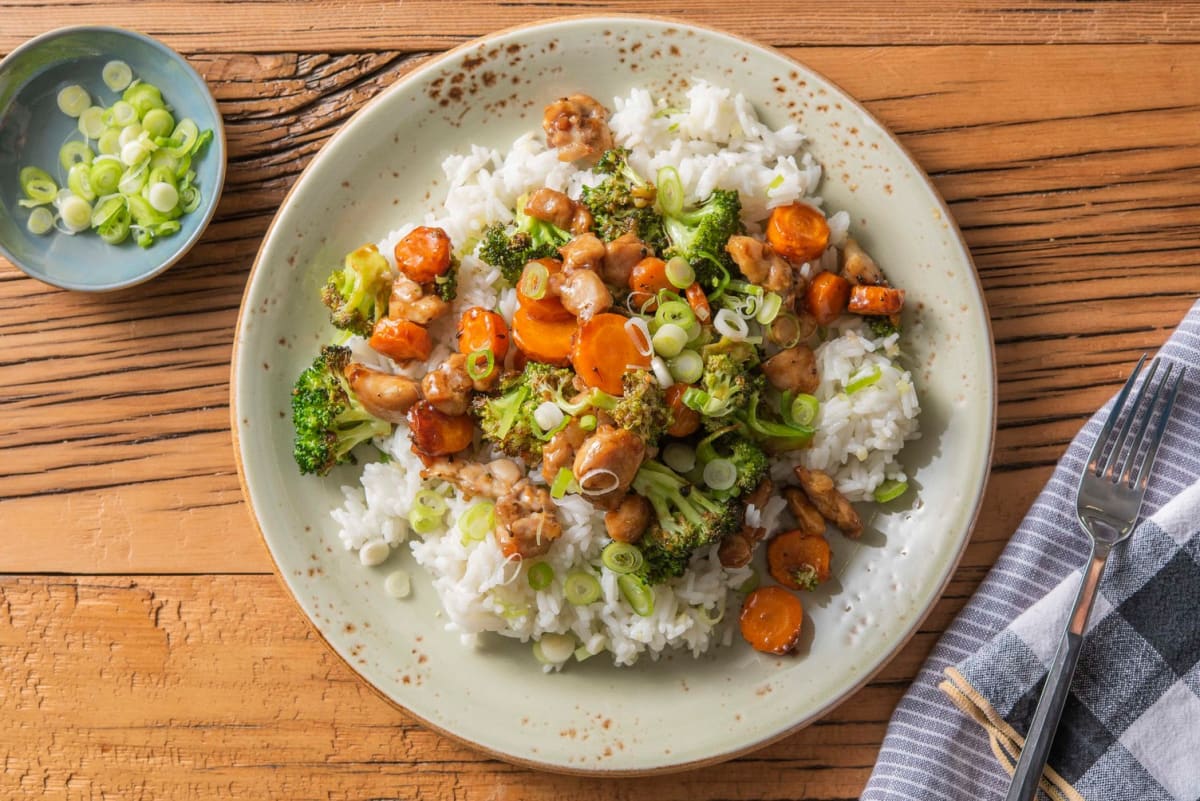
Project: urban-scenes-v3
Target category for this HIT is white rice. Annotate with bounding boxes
[330,81,920,668]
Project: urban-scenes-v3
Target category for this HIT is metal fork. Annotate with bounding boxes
[1006,355,1185,801]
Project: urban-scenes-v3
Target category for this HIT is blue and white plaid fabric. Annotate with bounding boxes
[863,299,1200,801]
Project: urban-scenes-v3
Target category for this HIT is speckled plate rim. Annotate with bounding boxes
[231,12,997,776]
[0,24,227,292]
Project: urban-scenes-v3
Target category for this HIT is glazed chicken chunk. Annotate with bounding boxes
[793,467,863,538]
[542,93,614,164]
[494,479,563,558]
[572,426,646,509]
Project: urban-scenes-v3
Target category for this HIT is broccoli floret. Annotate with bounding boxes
[640,538,692,585]
[434,256,459,302]
[476,196,572,284]
[609,370,671,447]
[320,244,393,337]
[684,339,761,424]
[661,188,743,292]
[472,361,576,458]
[695,430,769,499]
[866,315,899,338]
[579,147,666,248]
[631,460,741,583]
[291,345,392,476]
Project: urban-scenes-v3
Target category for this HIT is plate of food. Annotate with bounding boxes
[232,15,994,773]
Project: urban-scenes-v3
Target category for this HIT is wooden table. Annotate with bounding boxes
[2,3,1197,798]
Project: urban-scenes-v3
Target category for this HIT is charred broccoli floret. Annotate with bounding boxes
[476,196,571,284]
[579,147,666,248]
[434,256,459,302]
[609,370,671,447]
[661,188,743,293]
[695,429,769,499]
[472,362,576,458]
[866,315,899,338]
[631,460,741,583]
[320,244,393,337]
[291,345,392,476]
[683,339,761,424]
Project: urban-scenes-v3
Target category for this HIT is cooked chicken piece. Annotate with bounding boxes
[343,363,420,423]
[407,400,475,457]
[793,467,862,538]
[783,486,827,538]
[841,237,884,286]
[744,477,774,512]
[542,93,614,164]
[389,274,450,325]
[558,268,612,320]
[726,234,797,297]
[718,522,766,568]
[761,345,819,395]
[602,232,650,287]
[572,426,646,509]
[421,353,474,416]
[494,479,563,559]
[540,418,588,484]
[569,204,594,235]
[604,493,652,544]
[422,457,521,500]
[558,232,607,272]
[524,187,576,231]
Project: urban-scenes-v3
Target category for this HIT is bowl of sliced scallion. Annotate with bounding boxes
[0,26,225,291]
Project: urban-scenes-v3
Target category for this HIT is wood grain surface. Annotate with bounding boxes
[2,3,1198,799]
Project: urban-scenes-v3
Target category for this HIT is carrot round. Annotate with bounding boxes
[407,400,475,457]
[570,312,652,395]
[629,257,672,309]
[511,306,575,366]
[847,284,905,316]
[805,271,851,326]
[739,586,805,655]
[457,306,510,359]
[766,202,830,264]
[394,226,452,284]
[517,258,573,322]
[767,530,832,591]
[664,383,701,437]
[369,317,432,362]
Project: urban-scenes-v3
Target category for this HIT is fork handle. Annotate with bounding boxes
[1005,546,1110,801]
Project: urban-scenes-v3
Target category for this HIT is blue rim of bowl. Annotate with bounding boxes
[0,24,227,292]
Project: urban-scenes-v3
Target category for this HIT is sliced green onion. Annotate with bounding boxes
[457,501,495,544]
[790,394,820,427]
[756,292,784,325]
[652,322,688,359]
[408,507,441,534]
[465,348,495,381]
[78,106,106,139]
[90,158,123,195]
[59,140,94,172]
[57,85,91,117]
[67,163,96,202]
[179,184,201,214]
[519,260,548,298]
[662,442,696,474]
[702,458,737,491]
[845,365,882,395]
[602,542,644,575]
[617,573,655,617]
[96,128,122,156]
[682,387,712,413]
[91,195,126,227]
[118,123,143,148]
[696,598,725,625]
[123,82,165,117]
[107,100,139,128]
[161,117,199,158]
[102,60,133,92]
[118,162,149,196]
[148,182,178,213]
[655,300,695,330]
[141,107,175,139]
[656,165,684,217]
[713,307,750,341]
[874,479,909,503]
[768,174,785,190]
[574,644,596,662]
[768,312,804,349]
[550,467,574,500]
[26,207,54,235]
[120,139,152,167]
[19,166,58,205]
[665,256,695,289]
[528,561,554,591]
[415,489,447,516]
[669,349,703,384]
[578,413,597,432]
[563,571,602,606]
[58,195,92,233]
[533,633,575,664]
[738,567,760,594]
[96,205,130,245]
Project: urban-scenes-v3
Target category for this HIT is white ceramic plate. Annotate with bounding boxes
[232,15,995,774]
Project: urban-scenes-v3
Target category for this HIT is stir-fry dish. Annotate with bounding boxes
[291,83,921,667]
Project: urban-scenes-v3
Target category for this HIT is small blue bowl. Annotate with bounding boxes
[0,26,226,291]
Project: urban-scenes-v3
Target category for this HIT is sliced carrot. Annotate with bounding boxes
[394,226,452,284]
[457,306,510,359]
[511,306,575,366]
[766,202,830,264]
[517,258,573,322]
[767,530,832,591]
[570,312,652,395]
[805,271,851,326]
[664,383,701,437]
[406,400,474,456]
[684,281,712,323]
[629,257,671,309]
[847,284,905,316]
[739,586,805,655]
[368,317,432,362]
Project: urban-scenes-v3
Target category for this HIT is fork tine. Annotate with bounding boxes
[1114,361,1170,486]
[1130,364,1186,489]
[1088,354,1147,473]
[1099,356,1156,478]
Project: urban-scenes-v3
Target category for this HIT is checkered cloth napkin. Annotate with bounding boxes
[862,299,1200,801]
